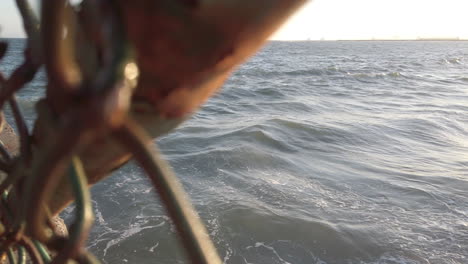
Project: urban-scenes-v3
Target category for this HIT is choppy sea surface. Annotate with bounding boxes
[1,39,468,264]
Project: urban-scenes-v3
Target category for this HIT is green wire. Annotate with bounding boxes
[33,240,51,263]
[17,246,26,264]
[56,156,100,263]
[68,156,92,236]
[2,181,50,264]
[68,157,94,247]
[7,247,16,264]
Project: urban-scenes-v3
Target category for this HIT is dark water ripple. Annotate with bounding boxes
[1,39,468,263]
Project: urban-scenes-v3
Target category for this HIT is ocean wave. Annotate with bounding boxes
[348,71,404,79]
[237,67,347,78]
[440,57,464,65]
[4,39,467,263]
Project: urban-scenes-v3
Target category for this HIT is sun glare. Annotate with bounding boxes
[273,0,468,40]
[1,0,468,40]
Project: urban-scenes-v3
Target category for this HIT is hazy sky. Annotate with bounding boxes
[1,0,468,40]
[273,0,468,40]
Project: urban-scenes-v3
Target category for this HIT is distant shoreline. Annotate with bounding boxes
[2,37,468,42]
[336,39,467,42]
[272,39,468,42]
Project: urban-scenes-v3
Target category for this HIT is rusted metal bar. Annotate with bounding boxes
[50,157,94,264]
[41,0,82,111]
[24,117,84,242]
[0,52,40,110]
[15,0,41,64]
[0,0,307,262]
[116,119,222,264]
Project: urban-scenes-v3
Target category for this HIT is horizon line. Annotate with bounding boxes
[2,37,468,42]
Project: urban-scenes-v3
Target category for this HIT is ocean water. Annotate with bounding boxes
[1,39,467,264]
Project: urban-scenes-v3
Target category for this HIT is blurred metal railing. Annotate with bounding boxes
[0,1,221,263]
[0,0,306,263]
